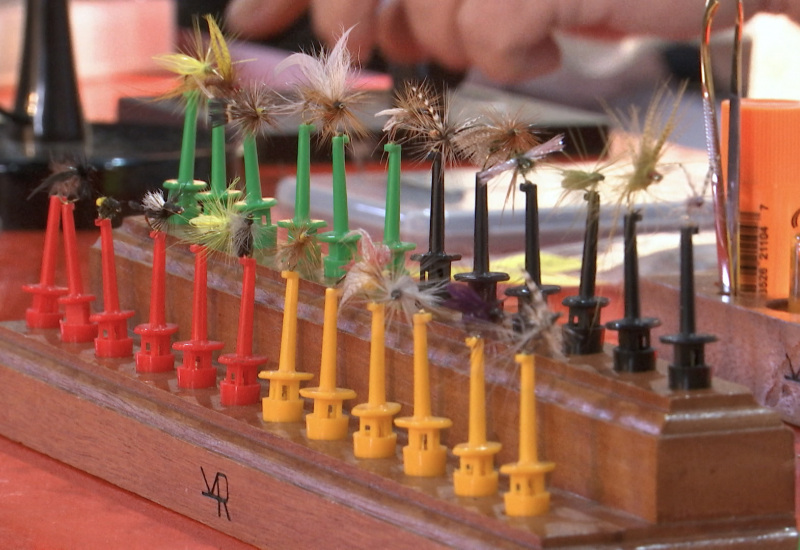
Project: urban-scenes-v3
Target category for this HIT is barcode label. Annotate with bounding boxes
[739,211,767,294]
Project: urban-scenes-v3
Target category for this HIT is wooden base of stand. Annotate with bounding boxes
[642,274,800,426]
[0,218,794,548]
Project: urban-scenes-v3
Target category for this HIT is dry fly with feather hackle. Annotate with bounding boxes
[458,109,543,168]
[276,27,368,143]
[95,196,124,222]
[218,82,284,143]
[608,81,687,211]
[377,81,479,166]
[545,127,617,235]
[504,274,563,360]
[553,126,615,199]
[133,190,185,233]
[153,15,238,101]
[475,133,565,207]
[456,108,544,208]
[339,230,445,325]
[187,182,262,259]
[27,157,99,202]
[276,221,323,280]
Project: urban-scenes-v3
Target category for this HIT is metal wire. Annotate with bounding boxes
[700,0,743,295]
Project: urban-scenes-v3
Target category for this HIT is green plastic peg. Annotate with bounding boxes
[162,90,207,223]
[382,143,415,273]
[279,124,326,233]
[197,109,241,204]
[319,134,360,279]
[235,133,277,250]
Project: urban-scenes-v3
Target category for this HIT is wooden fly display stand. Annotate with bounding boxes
[0,216,796,549]
[643,273,800,426]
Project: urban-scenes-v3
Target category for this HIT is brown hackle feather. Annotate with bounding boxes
[223,83,283,140]
[276,221,323,279]
[456,108,541,170]
[376,81,477,165]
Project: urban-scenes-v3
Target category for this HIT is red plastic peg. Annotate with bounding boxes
[90,217,135,358]
[219,256,266,406]
[134,231,178,372]
[58,201,96,343]
[174,245,224,388]
[23,195,67,328]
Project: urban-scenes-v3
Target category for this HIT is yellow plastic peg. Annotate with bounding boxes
[260,271,313,422]
[394,311,452,476]
[501,353,555,516]
[352,302,401,458]
[300,287,356,440]
[453,336,501,497]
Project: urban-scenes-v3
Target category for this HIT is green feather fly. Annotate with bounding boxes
[188,183,261,258]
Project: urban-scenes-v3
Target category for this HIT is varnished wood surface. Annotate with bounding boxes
[104,218,797,524]
[0,218,796,548]
[643,274,800,426]
[1,220,799,548]
[0,319,797,549]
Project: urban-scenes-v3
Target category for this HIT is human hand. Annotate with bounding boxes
[225,0,800,83]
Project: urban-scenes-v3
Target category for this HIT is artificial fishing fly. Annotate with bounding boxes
[153,14,237,100]
[560,166,607,193]
[339,230,444,324]
[276,221,323,279]
[609,81,687,210]
[96,196,123,221]
[504,275,562,359]
[28,158,99,202]
[444,282,504,325]
[221,83,283,141]
[277,27,368,142]
[188,187,259,258]
[377,81,477,165]
[477,134,565,186]
[134,189,185,233]
[476,134,565,208]
[457,108,542,170]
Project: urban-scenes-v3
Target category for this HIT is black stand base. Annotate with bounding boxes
[563,324,606,356]
[606,317,661,373]
[455,270,508,302]
[561,294,610,355]
[668,365,713,391]
[612,345,657,373]
[411,250,461,287]
[660,332,717,390]
[505,283,561,302]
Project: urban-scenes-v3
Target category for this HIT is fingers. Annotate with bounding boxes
[225,0,794,85]
[375,0,427,65]
[399,0,470,72]
[421,0,745,82]
[225,0,311,39]
[310,0,381,64]
[458,0,566,82]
